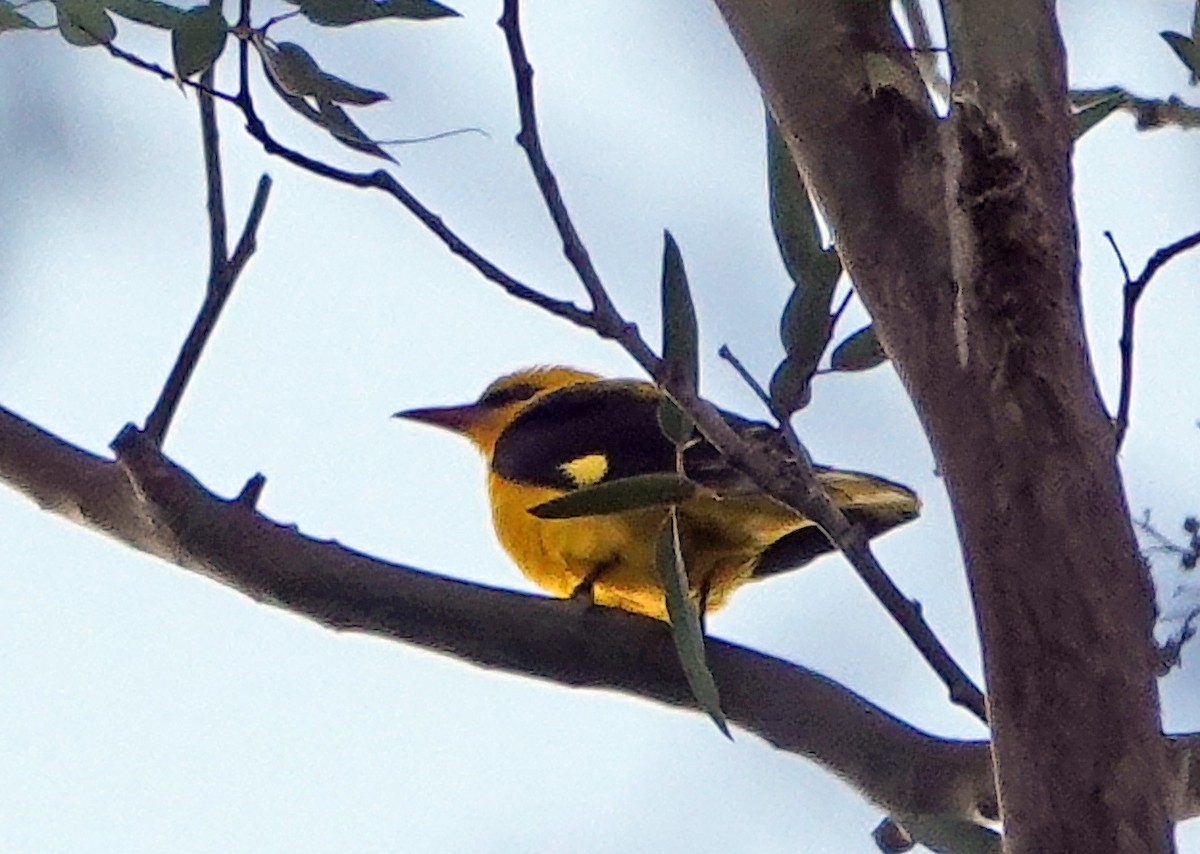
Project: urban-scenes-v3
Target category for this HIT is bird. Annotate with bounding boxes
[394,366,919,620]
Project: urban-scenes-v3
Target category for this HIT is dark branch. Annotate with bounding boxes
[143,66,273,447]
[498,0,623,333]
[0,401,998,829]
[102,41,239,104]
[1107,227,1200,450]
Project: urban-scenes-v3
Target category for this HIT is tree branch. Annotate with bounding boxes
[142,66,272,447]
[0,401,992,829]
[498,0,623,330]
[1106,227,1200,450]
[1073,87,1200,132]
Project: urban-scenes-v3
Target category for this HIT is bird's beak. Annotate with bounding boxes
[392,403,480,435]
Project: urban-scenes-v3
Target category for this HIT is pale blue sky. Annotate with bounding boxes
[3,1,1200,851]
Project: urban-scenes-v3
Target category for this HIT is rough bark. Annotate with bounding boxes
[709,0,1172,849]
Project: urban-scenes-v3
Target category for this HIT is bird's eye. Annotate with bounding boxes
[480,382,539,408]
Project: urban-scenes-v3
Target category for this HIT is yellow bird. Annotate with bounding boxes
[395,366,919,620]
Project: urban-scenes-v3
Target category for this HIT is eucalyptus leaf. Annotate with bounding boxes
[260,41,387,104]
[778,278,835,378]
[529,473,701,519]
[103,0,183,29]
[659,230,699,391]
[55,0,115,46]
[655,512,729,738]
[284,0,457,27]
[171,4,228,79]
[0,0,37,32]
[658,229,698,443]
[315,98,394,159]
[830,325,888,372]
[767,111,840,289]
[768,355,813,416]
[1072,89,1128,140]
[261,54,395,161]
[1162,31,1200,83]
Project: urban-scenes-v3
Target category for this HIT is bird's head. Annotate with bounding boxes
[394,366,600,456]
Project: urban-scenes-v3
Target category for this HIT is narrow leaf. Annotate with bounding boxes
[655,512,729,738]
[54,0,115,46]
[260,40,387,104]
[285,0,457,27]
[171,4,227,79]
[0,0,37,32]
[317,72,388,105]
[767,110,840,289]
[1162,31,1200,83]
[529,473,702,519]
[660,230,699,390]
[1072,89,1128,140]
[261,56,396,161]
[778,278,834,378]
[103,0,183,28]
[315,98,394,160]
[768,356,813,416]
[830,325,888,372]
[658,229,698,443]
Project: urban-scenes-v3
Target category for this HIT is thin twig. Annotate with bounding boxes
[717,344,810,465]
[200,69,229,275]
[719,345,773,412]
[498,0,624,336]
[143,69,273,446]
[103,41,239,104]
[1107,227,1200,450]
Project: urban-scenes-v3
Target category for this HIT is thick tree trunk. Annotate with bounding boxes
[710,0,1173,849]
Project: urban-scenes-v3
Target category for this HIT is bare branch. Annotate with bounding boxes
[498,0,623,331]
[102,41,239,105]
[0,402,996,828]
[142,65,273,448]
[1107,227,1200,450]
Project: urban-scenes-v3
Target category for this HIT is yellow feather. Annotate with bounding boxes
[395,366,919,620]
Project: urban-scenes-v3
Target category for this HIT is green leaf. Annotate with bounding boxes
[171,4,227,79]
[1162,31,1200,84]
[830,325,888,372]
[260,51,396,161]
[260,41,387,104]
[655,512,729,738]
[103,0,183,28]
[1072,89,1128,140]
[660,230,699,389]
[314,98,394,159]
[55,0,115,46]
[767,110,840,290]
[778,277,835,380]
[658,229,698,443]
[283,0,458,27]
[529,473,702,519]
[0,1,37,32]
[768,355,813,416]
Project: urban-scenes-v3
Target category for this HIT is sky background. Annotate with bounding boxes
[3,0,1200,851]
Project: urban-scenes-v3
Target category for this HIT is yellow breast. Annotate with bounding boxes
[487,470,806,619]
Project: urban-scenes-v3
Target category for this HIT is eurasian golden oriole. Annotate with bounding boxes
[395,366,919,619]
